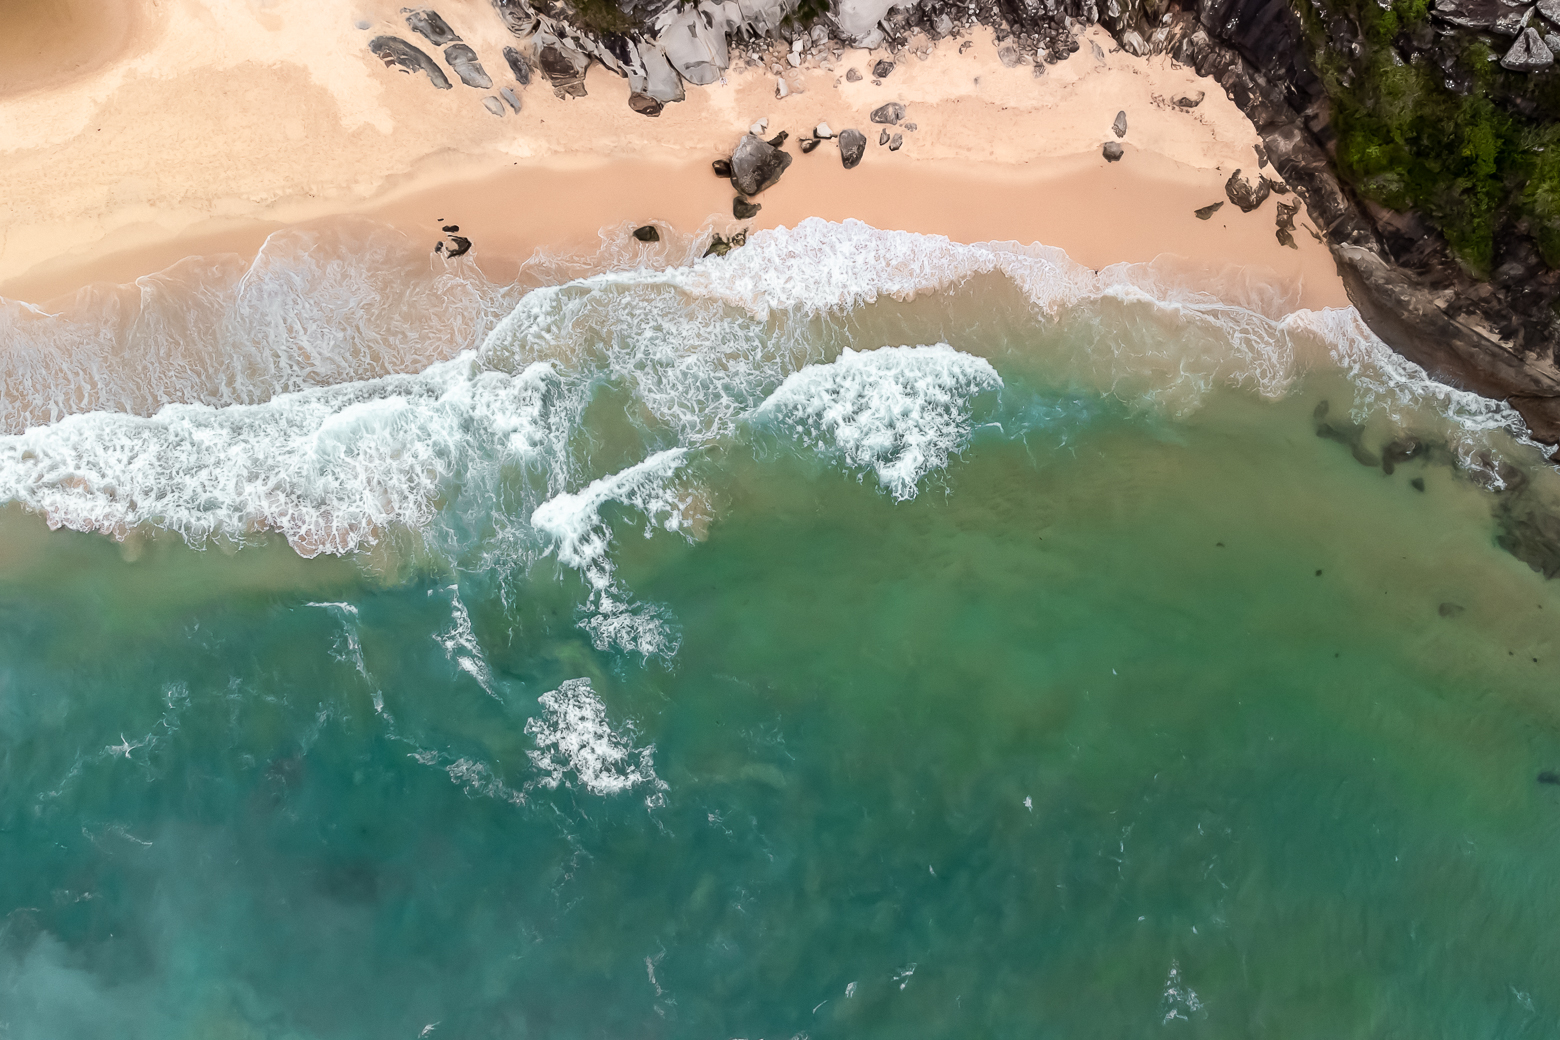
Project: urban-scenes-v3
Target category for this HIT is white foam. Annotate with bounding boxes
[525,677,663,798]
[1160,960,1204,1023]
[0,354,572,557]
[755,344,1002,500]
[435,586,496,698]
[530,449,698,657]
[0,221,518,433]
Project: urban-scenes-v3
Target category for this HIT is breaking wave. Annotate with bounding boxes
[0,217,1541,653]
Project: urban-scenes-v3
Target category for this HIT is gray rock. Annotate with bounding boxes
[870,101,905,124]
[1174,90,1205,108]
[834,0,896,46]
[445,44,492,88]
[1502,26,1555,68]
[874,58,896,77]
[1090,39,1106,62]
[1542,0,1560,23]
[729,134,793,195]
[879,127,890,145]
[1102,140,1124,161]
[815,121,833,138]
[1120,29,1149,56]
[633,225,660,242]
[889,132,903,150]
[404,9,459,45]
[800,137,821,153]
[1224,168,1271,212]
[655,1,731,85]
[838,128,867,169]
[712,158,732,177]
[998,45,1023,66]
[1195,201,1224,219]
[501,86,522,111]
[846,68,863,82]
[628,93,664,116]
[503,46,532,85]
[1495,4,1533,33]
[734,196,761,219]
[482,96,505,115]
[1112,110,1127,137]
[368,36,453,89]
[534,30,591,97]
[904,122,917,131]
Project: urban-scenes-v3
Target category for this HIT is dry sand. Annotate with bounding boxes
[0,0,1348,309]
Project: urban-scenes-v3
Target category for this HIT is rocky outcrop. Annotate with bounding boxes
[368,36,453,89]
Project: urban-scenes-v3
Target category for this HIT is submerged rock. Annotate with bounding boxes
[729,134,793,195]
[838,128,866,169]
[1102,141,1124,162]
[633,225,661,242]
[1225,169,1271,212]
[445,44,492,88]
[1381,436,1426,474]
[404,8,459,46]
[1438,602,1466,617]
[703,229,747,257]
[871,102,906,124]
[368,36,452,89]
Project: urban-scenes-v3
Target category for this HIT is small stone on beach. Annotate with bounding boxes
[633,225,660,242]
[1102,141,1123,162]
[1195,201,1223,220]
[800,137,821,153]
[734,196,761,219]
[889,133,903,150]
[846,68,862,82]
[1112,110,1127,138]
[871,102,905,124]
[1173,90,1205,108]
[873,59,895,77]
[482,96,504,116]
[815,121,833,138]
[879,128,890,145]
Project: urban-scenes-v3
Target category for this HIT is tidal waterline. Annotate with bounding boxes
[1,221,1558,1037]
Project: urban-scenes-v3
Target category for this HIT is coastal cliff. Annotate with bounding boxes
[368,0,1560,449]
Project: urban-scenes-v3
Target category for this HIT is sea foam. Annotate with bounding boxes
[525,677,662,799]
[0,217,1536,573]
[755,344,1002,500]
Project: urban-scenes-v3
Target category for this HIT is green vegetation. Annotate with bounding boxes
[569,0,637,35]
[1304,0,1560,274]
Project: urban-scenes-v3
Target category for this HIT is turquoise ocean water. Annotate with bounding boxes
[1,219,1558,1037]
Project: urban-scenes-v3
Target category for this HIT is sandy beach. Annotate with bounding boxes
[0,0,1347,311]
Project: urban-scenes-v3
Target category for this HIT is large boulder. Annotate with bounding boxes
[837,128,866,169]
[1224,168,1271,211]
[729,134,793,195]
[655,1,731,86]
[833,0,896,47]
[404,9,459,45]
[1502,26,1555,69]
[369,36,453,89]
[626,39,686,107]
[445,44,492,88]
[532,27,591,97]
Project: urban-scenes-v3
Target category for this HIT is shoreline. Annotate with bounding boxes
[0,0,1347,312]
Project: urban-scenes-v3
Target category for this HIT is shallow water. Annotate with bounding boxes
[1,220,1558,1037]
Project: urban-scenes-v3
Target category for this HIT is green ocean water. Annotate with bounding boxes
[1,221,1558,1037]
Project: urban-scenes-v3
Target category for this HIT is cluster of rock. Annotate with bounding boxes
[1437,0,1560,71]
